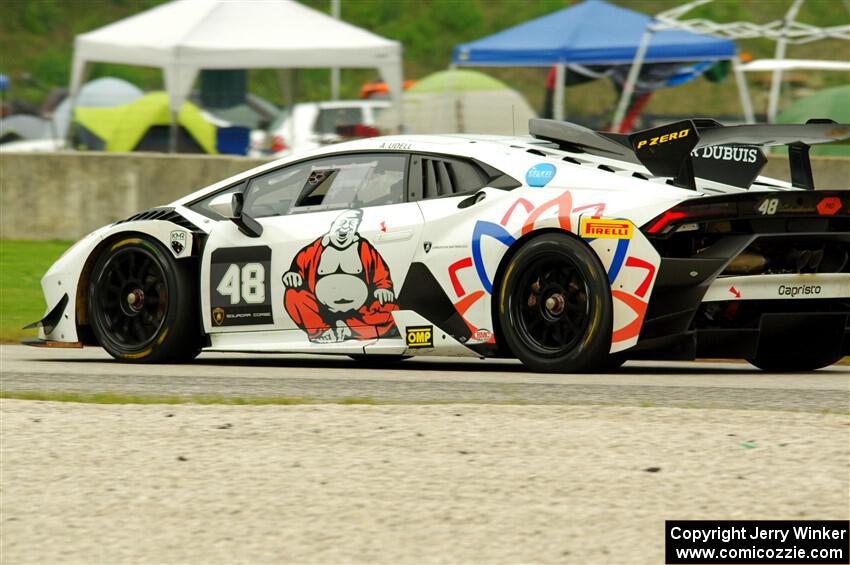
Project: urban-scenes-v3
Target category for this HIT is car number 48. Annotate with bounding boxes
[216,263,266,304]
[757,197,779,216]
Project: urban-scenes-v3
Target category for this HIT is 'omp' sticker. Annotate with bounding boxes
[525,163,556,187]
[406,325,433,348]
[580,218,633,239]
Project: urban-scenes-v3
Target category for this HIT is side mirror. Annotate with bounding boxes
[209,192,239,219]
[232,192,244,217]
[211,190,263,238]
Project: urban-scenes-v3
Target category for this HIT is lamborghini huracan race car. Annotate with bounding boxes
[26,118,850,372]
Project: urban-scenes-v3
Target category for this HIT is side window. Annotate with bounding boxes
[408,154,522,202]
[244,165,308,217]
[247,153,408,218]
[190,153,408,220]
[414,155,489,200]
[188,183,243,220]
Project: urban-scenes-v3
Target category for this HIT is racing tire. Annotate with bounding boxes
[497,233,613,373]
[746,351,843,372]
[88,236,202,363]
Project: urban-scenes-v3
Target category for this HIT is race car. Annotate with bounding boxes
[25,118,850,372]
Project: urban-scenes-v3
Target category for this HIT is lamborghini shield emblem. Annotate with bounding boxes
[212,307,225,326]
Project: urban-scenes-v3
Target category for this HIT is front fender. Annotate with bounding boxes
[38,219,198,343]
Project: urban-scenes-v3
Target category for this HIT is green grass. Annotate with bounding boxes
[0,240,73,342]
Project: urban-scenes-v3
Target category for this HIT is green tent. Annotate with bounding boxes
[74,92,217,154]
[777,85,850,157]
[377,70,537,135]
[409,69,509,93]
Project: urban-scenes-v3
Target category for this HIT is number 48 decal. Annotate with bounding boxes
[757,197,779,215]
[216,263,266,304]
[209,246,272,327]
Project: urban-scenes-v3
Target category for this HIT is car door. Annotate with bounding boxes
[199,151,423,351]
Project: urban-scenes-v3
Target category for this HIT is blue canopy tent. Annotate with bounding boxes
[452,0,753,128]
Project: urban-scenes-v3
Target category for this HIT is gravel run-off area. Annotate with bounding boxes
[1,399,848,564]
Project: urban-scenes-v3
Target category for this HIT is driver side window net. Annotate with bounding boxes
[243,153,407,218]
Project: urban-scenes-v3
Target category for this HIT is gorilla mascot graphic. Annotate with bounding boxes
[282,209,399,343]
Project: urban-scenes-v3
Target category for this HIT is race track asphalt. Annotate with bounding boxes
[1,345,847,412]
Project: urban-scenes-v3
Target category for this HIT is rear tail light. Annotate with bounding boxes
[644,202,738,234]
[645,210,688,234]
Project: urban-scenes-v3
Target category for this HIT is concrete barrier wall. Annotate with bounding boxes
[1,151,848,240]
[1,152,269,240]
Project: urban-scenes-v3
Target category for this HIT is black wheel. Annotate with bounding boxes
[497,233,612,373]
[88,236,201,363]
[747,351,843,372]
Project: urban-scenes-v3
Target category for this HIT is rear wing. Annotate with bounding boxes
[528,118,850,191]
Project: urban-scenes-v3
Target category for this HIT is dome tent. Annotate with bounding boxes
[73,92,216,153]
[52,77,144,141]
[776,85,850,156]
[0,78,143,145]
[377,70,536,135]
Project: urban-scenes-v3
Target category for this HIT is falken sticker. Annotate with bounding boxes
[283,209,399,343]
[580,218,633,240]
[210,246,273,326]
[525,163,556,187]
[406,325,434,348]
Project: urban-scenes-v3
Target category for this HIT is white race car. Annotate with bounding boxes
[26,118,850,372]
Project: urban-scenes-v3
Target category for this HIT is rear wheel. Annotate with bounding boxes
[88,236,201,363]
[747,351,843,372]
[497,234,612,373]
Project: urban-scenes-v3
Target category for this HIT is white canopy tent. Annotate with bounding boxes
[69,0,404,151]
[740,59,850,73]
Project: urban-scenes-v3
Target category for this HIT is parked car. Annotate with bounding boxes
[252,100,389,157]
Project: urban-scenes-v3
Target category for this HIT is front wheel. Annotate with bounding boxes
[88,236,202,363]
[497,233,613,373]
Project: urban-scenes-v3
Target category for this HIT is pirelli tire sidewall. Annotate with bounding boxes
[88,236,201,363]
[498,233,613,373]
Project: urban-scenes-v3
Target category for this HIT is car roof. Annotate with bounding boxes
[172,130,794,208]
